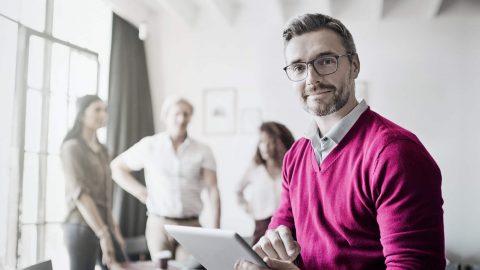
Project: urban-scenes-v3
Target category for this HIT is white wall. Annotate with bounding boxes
[143,1,480,263]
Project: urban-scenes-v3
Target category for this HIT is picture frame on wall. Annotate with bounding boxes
[203,88,237,135]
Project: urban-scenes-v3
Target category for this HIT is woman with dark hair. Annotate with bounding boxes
[236,121,295,245]
[61,95,125,270]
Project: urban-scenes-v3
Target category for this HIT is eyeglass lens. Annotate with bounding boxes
[286,56,338,81]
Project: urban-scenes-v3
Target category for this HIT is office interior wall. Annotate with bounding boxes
[143,1,480,263]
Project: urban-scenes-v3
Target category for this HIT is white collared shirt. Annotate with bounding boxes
[305,99,368,165]
[119,132,216,218]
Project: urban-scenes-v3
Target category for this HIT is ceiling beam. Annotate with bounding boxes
[331,0,383,21]
[427,0,445,18]
[205,0,241,25]
[154,0,200,27]
[382,0,447,19]
[103,0,155,27]
[436,0,461,17]
[277,0,332,23]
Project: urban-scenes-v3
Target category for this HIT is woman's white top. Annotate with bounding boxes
[237,164,282,220]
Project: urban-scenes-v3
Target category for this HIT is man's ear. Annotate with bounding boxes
[351,54,360,79]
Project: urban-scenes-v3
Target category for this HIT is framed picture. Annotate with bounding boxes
[203,88,237,135]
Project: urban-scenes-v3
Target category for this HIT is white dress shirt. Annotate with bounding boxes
[119,132,216,218]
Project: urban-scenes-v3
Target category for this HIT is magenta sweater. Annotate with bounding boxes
[269,108,445,270]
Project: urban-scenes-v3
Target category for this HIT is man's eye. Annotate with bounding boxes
[318,58,335,65]
[290,64,306,73]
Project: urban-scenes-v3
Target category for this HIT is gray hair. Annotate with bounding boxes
[160,96,194,122]
[283,13,357,61]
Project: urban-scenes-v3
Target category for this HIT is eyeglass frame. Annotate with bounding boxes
[282,53,355,82]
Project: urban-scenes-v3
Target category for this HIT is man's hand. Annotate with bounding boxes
[253,225,300,261]
[234,258,300,270]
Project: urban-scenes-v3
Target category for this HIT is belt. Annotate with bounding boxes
[162,216,199,221]
[147,212,199,221]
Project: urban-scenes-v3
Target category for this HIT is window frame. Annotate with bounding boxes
[1,0,102,267]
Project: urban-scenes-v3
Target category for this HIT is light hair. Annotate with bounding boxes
[160,96,194,122]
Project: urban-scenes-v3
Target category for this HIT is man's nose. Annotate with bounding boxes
[305,64,321,85]
[178,115,189,125]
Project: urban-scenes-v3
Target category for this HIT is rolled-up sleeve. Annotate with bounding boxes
[61,140,91,201]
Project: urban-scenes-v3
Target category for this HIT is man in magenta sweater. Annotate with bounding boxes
[235,13,444,270]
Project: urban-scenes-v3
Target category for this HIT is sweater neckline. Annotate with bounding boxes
[311,107,371,173]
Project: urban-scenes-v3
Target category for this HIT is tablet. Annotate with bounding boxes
[164,225,268,270]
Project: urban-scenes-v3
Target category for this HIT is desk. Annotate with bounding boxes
[122,261,196,270]
[122,261,157,270]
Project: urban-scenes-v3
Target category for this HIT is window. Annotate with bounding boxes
[0,0,46,32]
[52,0,112,101]
[0,15,19,267]
[0,0,112,268]
[18,35,101,269]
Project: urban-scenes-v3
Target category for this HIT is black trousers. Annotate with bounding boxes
[63,223,126,270]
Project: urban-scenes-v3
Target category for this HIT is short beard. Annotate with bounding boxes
[302,83,351,117]
[303,71,354,116]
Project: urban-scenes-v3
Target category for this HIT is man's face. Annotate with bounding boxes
[165,102,192,134]
[284,29,359,116]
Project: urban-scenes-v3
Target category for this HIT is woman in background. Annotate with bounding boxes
[61,95,125,270]
[236,121,295,245]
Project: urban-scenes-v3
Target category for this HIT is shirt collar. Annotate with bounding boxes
[163,132,192,150]
[304,99,368,144]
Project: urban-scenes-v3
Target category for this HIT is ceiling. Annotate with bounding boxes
[104,0,480,28]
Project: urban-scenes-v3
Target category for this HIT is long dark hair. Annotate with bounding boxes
[63,95,102,144]
[254,121,295,166]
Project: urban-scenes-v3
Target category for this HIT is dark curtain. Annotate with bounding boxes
[107,13,154,237]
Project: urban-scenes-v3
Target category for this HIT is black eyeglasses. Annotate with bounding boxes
[283,54,353,82]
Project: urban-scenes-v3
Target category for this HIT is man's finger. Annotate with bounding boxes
[277,226,300,259]
[266,229,289,260]
[234,259,268,270]
[264,258,300,270]
[234,259,242,270]
[253,241,268,259]
[258,236,280,259]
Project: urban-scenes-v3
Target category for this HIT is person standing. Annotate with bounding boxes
[111,97,221,260]
[236,122,294,246]
[61,95,126,270]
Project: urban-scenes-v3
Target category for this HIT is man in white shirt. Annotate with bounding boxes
[110,97,221,260]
